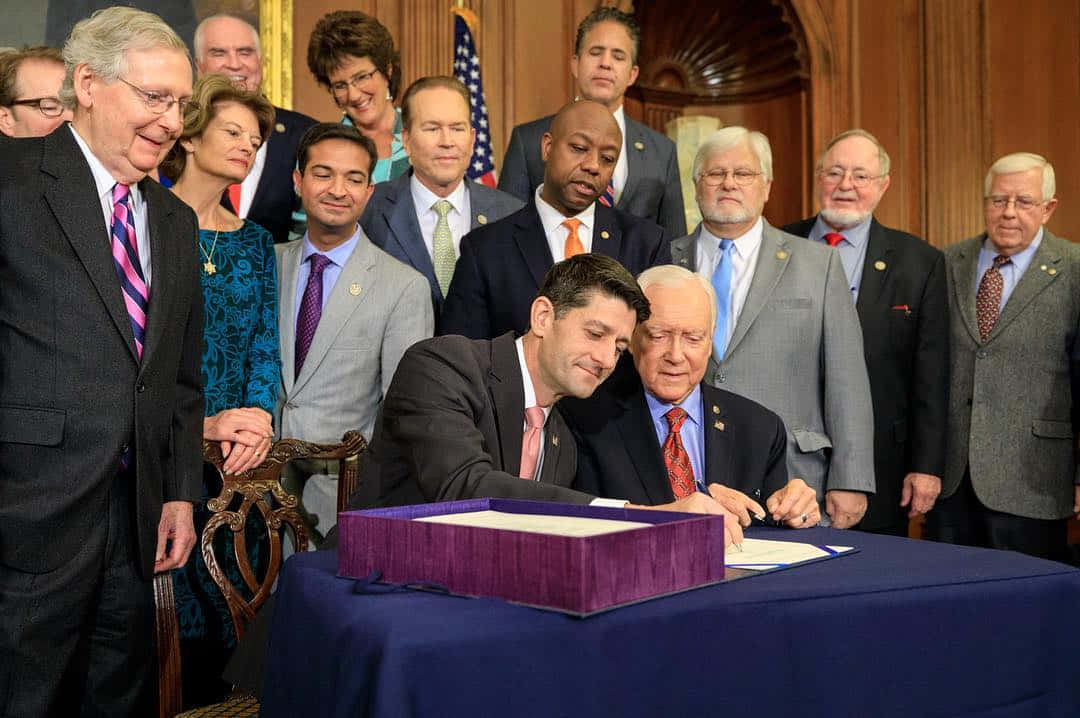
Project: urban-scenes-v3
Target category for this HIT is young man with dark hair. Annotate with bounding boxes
[0,45,72,137]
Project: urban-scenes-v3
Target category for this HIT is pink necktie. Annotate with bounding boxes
[110,183,148,358]
[518,406,545,479]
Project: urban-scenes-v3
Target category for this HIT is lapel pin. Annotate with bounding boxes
[349,283,362,296]
[477,214,488,225]
[1040,264,1048,271]
[634,141,645,151]
[600,230,610,240]
[712,405,720,414]
[776,250,788,260]
[714,420,725,432]
[1048,268,1058,275]
[874,260,887,271]
[679,258,688,266]
[275,122,286,133]
[551,434,559,447]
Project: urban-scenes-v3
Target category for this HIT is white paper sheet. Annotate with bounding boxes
[726,537,854,570]
[414,510,652,537]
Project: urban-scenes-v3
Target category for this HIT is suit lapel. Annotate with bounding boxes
[136,179,177,372]
[488,333,526,474]
[591,203,624,263]
[538,409,572,486]
[671,227,699,270]
[614,387,672,504]
[277,241,302,394]
[855,218,893,317]
[512,203,555,289]
[986,233,1063,342]
[701,385,733,491]
[42,130,139,363]
[468,182,494,230]
[292,237,375,393]
[726,224,791,358]
[950,237,982,345]
[619,118,645,209]
[385,182,438,292]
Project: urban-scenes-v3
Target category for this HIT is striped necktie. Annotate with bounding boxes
[110,183,149,358]
[597,181,615,207]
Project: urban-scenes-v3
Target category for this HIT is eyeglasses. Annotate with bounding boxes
[118,77,197,115]
[10,96,65,117]
[818,166,884,188]
[329,69,380,99]
[699,169,762,188]
[985,195,1043,211]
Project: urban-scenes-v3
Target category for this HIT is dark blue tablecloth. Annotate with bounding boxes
[261,527,1080,717]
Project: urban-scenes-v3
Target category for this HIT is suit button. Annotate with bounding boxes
[717,371,726,383]
[120,444,129,455]
[976,351,986,359]
[136,382,146,393]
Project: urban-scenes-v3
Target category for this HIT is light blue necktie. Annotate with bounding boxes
[711,238,735,359]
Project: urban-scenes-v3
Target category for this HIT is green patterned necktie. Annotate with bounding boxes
[432,199,456,295]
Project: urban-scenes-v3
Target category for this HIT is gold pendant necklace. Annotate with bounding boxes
[200,230,220,275]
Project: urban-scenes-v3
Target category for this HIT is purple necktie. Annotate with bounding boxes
[295,253,332,379]
[110,183,149,358]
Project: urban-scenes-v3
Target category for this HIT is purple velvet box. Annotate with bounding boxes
[337,499,725,616]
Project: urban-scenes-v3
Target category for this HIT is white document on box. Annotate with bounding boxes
[726,538,854,570]
[415,510,652,537]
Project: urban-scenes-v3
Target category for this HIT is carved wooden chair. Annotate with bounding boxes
[154,431,367,718]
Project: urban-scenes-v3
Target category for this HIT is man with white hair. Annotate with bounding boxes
[0,7,203,715]
[193,14,316,242]
[783,130,949,537]
[562,264,821,529]
[929,152,1080,560]
[670,126,875,528]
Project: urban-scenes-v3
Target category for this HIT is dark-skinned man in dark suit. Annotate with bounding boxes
[783,129,949,537]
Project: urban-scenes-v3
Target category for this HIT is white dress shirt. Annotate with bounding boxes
[694,217,764,350]
[534,185,597,261]
[611,105,628,203]
[69,124,152,287]
[410,175,471,261]
[235,141,269,218]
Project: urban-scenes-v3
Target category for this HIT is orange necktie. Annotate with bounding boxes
[562,218,585,258]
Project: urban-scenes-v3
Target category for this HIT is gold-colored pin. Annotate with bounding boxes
[874,260,887,271]
[714,420,725,431]
[477,214,488,225]
[1048,268,1058,275]
[634,141,645,151]
[275,122,286,133]
[349,283,362,296]
[712,405,720,414]
[552,434,559,447]
[600,230,610,239]
[1040,264,1048,271]
[776,250,788,260]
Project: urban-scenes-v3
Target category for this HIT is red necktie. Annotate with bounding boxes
[227,183,243,215]
[519,406,545,479]
[976,255,1011,342]
[598,181,615,207]
[663,407,695,499]
[824,232,845,247]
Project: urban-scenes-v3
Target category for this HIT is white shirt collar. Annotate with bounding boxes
[410,173,468,217]
[534,184,596,238]
[515,336,552,420]
[69,123,143,215]
[698,215,764,267]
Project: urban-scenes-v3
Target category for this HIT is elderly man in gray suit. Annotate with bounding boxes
[928,152,1080,561]
[671,126,875,528]
[362,76,523,320]
[277,123,433,541]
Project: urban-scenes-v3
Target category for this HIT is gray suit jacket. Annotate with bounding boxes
[671,222,876,511]
[275,231,433,444]
[498,113,687,236]
[943,230,1080,519]
[360,172,524,318]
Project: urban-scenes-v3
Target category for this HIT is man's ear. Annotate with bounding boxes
[540,132,553,163]
[0,106,14,136]
[529,295,555,337]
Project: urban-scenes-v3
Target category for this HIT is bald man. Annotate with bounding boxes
[440,100,670,339]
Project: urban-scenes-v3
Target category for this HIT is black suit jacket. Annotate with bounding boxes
[0,127,204,579]
[782,216,949,530]
[498,113,687,236]
[560,356,788,504]
[351,332,591,509]
[439,201,671,339]
[233,106,316,243]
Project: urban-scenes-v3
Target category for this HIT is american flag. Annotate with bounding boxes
[453,12,497,187]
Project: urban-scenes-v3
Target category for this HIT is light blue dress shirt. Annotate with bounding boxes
[975,228,1043,311]
[293,225,362,329]
[644,384,706,492]
[808,215,872,302]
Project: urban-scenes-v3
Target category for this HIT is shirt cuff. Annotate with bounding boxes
[589,497,629,508]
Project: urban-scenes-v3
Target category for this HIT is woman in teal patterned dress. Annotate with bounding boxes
[159,73,280,706]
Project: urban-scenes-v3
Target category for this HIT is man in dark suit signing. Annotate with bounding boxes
[194,14,317,242]
[783,129,949,536]
[562,264,820,529]
[498,7,686,236]
[440,99,670,339]
[361,76,524,319]
[0,7,204,716]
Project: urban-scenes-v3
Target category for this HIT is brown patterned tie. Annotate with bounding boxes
[663,408,695,499]
[976,254,1011,342]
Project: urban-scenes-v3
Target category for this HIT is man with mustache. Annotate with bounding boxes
[361,76,524,320]
[498,7,686,236]
[671,126,875,528]
[194,13,316,242]
[440,99,670,339]
[783,129,949,537]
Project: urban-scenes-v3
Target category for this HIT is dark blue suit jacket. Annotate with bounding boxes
[438,201,671,339]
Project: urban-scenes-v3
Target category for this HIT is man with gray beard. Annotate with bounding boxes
[671,126,875,528]
[784,130,949,537]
